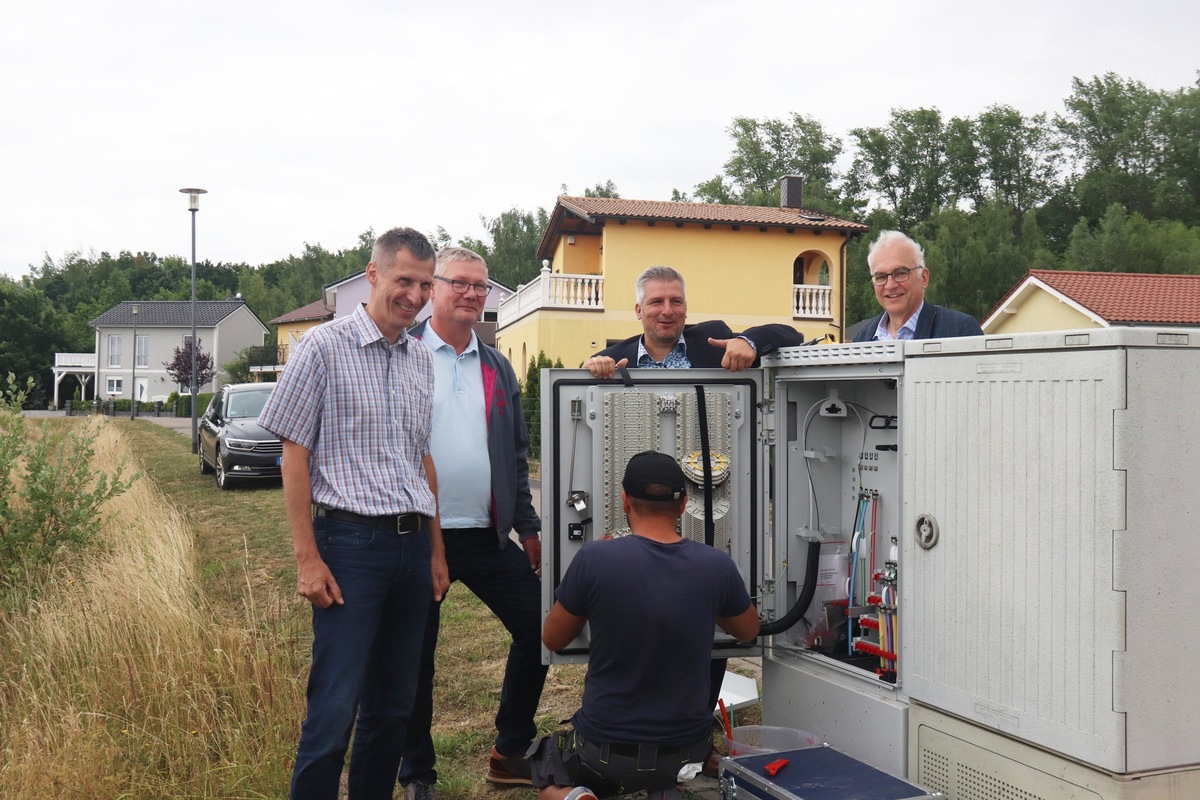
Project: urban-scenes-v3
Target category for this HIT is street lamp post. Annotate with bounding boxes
[179,187,207,454]
[130,303,139,419]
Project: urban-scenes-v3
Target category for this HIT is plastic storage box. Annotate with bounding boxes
[723,726,819,757]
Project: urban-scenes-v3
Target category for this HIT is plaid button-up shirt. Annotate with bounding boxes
[259,303,437,517]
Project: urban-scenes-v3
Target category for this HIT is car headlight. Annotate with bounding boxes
[225,437,259,452]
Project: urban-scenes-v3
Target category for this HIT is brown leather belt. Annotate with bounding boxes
[314,506,422,535]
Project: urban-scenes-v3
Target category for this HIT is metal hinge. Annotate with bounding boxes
[759,397,775,446]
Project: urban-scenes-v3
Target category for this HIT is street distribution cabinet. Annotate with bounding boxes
[540,328,1200,800]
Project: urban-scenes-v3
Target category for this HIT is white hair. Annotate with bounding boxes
[867,230,925,272]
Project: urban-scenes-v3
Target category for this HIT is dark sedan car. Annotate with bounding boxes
[198,382,282,489]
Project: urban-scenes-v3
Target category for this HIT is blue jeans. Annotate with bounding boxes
[399,527,548,785]
[290,516,433,800]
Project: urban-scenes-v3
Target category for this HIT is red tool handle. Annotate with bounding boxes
[764,757,789,776]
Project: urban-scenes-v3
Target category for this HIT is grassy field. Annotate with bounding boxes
[0,418,759,799]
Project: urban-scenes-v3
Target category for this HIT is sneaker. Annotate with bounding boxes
[402,782,437,800]
[486,745,533,786]
[562,788,598,800]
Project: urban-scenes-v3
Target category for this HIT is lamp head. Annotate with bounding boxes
[179,187,208,211]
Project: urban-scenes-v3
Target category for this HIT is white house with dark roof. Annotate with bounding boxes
[55,299,269,408]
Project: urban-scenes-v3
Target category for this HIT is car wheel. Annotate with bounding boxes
[216,453,233,490]
[200,450,214,475]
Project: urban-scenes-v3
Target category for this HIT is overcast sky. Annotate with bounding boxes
[2,0,1196,280]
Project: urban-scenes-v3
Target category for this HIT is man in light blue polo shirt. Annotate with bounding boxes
[401,247,545,800]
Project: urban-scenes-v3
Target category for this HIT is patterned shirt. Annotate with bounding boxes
[258,303,437,517]
[634,333,756,367]
[872,301,926,341]
[636,337,691,369]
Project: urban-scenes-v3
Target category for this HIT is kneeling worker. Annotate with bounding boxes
[530,451,760,800]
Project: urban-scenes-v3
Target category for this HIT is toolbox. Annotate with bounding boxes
[718,745,940,800]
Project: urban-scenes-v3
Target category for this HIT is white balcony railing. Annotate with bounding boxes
[793,284,833,319]
[55,352,97,369]
[498,267,604,328]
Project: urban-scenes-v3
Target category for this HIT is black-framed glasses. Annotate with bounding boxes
[435,275,491,296]
[870,266,923,286]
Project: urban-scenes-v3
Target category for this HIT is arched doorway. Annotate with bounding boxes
[791,250,833,319]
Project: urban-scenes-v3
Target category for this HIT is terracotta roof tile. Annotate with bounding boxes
[1029,270,1200,325]
[557,196,867,230]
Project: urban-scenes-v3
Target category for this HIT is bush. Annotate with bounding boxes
[174,392,213,418]
[522,351,562,460]
[0,373,138,600]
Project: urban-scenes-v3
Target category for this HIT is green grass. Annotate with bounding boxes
[119,421,296,618]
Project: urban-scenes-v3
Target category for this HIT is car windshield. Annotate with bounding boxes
[226,389,273,419]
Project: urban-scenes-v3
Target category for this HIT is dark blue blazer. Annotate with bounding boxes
[595,319,803,368]
[852,303,983,342]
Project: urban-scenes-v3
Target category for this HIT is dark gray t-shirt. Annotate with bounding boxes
[556,535,752,745]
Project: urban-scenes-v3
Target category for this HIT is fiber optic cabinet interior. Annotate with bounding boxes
[541,328,1200,800]
[758,341,911,777]
[539,369,766,664]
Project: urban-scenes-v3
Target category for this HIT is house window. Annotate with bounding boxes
[482,310,498,323]
[106,377,124,395]
[108,334,122,367]
[136,334,149,368]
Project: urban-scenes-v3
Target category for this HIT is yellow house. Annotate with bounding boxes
[247,298,334,379]
[495,178,868,373]
[983,270,1200,334]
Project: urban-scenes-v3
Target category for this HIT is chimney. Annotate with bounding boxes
[780,175,805,210]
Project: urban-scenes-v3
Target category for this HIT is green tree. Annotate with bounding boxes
[221,348,254,384]
[694,114,851,213]
[1153,78,1200,225]
[917,201,1049,320]
[583,180,621,198]
[1064,203,1200,273]
[974,105,1062,231]
[520,351,563,460]
[0,279,72,408]
[849,107,958,229]
[1056,73,1167,222]
[458,207,549,289]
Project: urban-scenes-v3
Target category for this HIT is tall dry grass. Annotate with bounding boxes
[0,419,305,799]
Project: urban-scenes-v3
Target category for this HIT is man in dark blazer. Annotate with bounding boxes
[584,266,803,377]
[851,230,983,342]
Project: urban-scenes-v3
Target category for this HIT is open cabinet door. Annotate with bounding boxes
[539,367,767,664]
